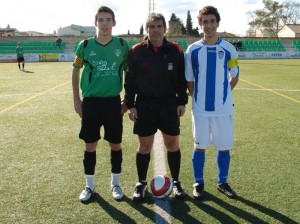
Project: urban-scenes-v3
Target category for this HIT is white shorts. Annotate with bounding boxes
[192,115,234,151]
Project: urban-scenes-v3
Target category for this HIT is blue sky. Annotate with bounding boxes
[1,0,285,36]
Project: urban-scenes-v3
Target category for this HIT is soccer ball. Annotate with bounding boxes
[150,175,173,199]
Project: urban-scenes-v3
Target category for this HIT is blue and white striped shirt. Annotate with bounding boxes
[185,38,239,116]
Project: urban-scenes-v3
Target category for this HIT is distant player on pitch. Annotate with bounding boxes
[72,6,129,202]
[185,6,239,200]
[16,42,25,71]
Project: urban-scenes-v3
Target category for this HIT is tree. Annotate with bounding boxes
[186,10,193,35]
[167,13,185,36]
[185,10,200,37]
[248,0,286,38]
[191,27,200,37]
[139,24,144,35]
[282,0,300,24]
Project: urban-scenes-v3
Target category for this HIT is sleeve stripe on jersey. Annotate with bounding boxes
[167,41,183,53]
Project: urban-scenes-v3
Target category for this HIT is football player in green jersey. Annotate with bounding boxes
[72,6,129,202]
[16,42,25,71]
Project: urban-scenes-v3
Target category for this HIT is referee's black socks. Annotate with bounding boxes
[168,149,181,182]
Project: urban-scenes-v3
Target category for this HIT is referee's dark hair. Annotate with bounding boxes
[145,13,167,31]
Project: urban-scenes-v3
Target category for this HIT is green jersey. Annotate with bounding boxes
[16,47,24,58]
[73,36,129,98]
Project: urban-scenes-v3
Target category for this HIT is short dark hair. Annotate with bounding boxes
[197,6,221,24]
[95,6,115,22]
[145,13,166,30]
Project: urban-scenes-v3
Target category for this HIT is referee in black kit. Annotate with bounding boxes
[124,13,188,201]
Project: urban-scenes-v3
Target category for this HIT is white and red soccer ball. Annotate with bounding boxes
[150,175,173,199]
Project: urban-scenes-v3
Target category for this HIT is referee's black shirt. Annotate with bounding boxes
[125,38,188,109]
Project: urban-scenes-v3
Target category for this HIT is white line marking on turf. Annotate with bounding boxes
[1,88,299,99]
[0,90,72,98]
[240,78,300,104]
[0,81,71,114]
[153,131,171,224]
[236,88,300,92]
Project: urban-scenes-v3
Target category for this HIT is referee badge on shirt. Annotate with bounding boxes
[168,63,173,70]
[218,51,224,59]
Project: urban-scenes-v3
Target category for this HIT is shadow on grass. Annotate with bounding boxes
[124,192,200,223]
[190,192,265,223]
[174,192,298,224]
[168,196,204,224]
[80,192,298,223]
[82,193,137,223]
[122,192,158,223]
[169,194,238,224]
[23,70,34,73]
[236,195,298,224]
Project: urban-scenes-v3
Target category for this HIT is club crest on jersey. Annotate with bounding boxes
[218,51,224,59]
[114,49,121,57]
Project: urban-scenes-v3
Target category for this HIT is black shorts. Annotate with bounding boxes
[79,96,123,144]
[17,57,24,62]
[133,96,180,137]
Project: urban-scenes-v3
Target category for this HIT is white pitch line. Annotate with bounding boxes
[0,81,71,114]
[1,88,298,99]
[235,88,300,92]
[153,131,171,224]
[239,78,300,104]
[0,90,72,98]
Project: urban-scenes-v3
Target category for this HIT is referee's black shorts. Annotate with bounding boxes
[133,95,180,137]
[79,96,123,144]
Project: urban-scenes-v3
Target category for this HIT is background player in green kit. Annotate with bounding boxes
[72,6,129,202]
[16,42,25,71]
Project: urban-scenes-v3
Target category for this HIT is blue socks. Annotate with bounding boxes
[217,151,230,184]
[192,150,205,184]
[192,150,231,184]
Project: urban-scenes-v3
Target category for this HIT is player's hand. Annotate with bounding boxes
[128,107,138,122]
[177,105,186,117]
[74,98,83,118]
[121,100,128,115]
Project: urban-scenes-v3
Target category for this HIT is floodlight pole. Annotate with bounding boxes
[149,0,155,14]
